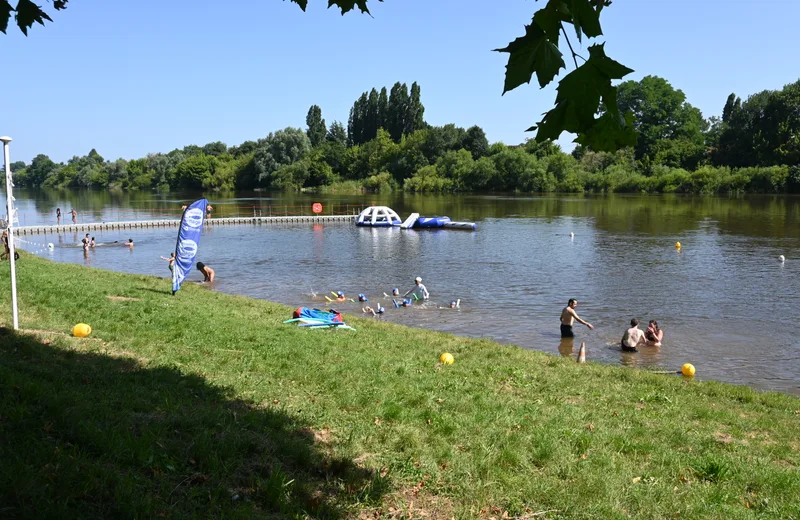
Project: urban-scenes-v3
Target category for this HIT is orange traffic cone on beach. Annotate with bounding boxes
[577,342,586,364]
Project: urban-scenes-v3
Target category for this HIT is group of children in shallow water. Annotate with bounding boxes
[325,276,459,317]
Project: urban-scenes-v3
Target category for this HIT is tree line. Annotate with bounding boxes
[7,77,800,194]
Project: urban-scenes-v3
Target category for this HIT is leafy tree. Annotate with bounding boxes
[202,141,228,157]
[462,126,489,159]
[182,144,202,156]
[421,124,466,163]
[716,81,800,167]
[10,160,25,172]
[173,154,214,189]
[251,127,311,188]
[20,154,57,186]
[616,75,706,169]
[305,105,327,147]
[229,140,258,157]
[326,120,347,145]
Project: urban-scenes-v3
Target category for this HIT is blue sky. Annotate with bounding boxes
[2,0,799,164]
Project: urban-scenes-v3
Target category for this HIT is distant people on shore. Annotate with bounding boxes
[161,252,175,273]
[404,276,429,301]
[621,318,646,352]
[70,208,77,224]
[560,298,593,338]
[56,208,61,224]
[645,320,664,346]
[196,261,215,282]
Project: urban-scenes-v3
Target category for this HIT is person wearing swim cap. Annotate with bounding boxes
[404,276,429,301]
[336,291,347,303]
[358,293,368,302]
[392,288,400,296]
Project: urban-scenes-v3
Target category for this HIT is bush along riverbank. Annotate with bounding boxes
[1,254,799,518]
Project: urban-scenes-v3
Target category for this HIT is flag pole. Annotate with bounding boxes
[1,136,19,330]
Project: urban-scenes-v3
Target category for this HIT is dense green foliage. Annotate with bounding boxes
[9,77,800,194]
[2,255,799,518]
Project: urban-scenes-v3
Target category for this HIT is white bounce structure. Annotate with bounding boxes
[356,206,402,227]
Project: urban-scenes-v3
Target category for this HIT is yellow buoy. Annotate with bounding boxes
[72,323,92,338]
[439,352,454,365]
[681,363,695,377]
[675,241,682,249]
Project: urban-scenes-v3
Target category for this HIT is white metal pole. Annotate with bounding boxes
[1,136,19,330]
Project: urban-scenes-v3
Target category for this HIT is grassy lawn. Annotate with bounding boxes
[1,253,798,518]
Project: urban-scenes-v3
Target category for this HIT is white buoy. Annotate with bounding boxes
[779,255,785,263]
[569,232,574,238]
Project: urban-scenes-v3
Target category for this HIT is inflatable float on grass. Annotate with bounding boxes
[284,307,356,330]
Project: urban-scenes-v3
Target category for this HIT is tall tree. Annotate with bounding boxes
[347,92,369,146]
[387,82,409,142]
[406,82,425,134]
[305,105,327,147]
[377,87,389,132]
[721,93,740,123]
[326,120,347,145]
[365,88,380,142]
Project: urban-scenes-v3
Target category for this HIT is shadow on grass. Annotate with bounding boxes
[0,328,388,518]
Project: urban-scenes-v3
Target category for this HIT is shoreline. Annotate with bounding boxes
[1,253,799,517]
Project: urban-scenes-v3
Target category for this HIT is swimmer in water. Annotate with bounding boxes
[362,305,385,317]
[123,238,134,248]
[336,291,347,303]
[90,237,96,248]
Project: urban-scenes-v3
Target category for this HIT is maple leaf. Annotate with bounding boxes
[495,21,565,92]
[532,44,635,151]
[15,0,52,36]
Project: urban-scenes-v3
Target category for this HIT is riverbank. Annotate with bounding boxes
[1,254,798,518]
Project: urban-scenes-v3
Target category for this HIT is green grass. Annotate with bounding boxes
[1,253,799,519]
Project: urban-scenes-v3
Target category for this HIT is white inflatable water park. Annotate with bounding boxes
[356,206,477,230]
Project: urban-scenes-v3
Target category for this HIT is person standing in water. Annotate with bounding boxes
[70,208,77,224]
[196,261,215,282]
[160,252,175,274]
[81,233,91,251]
[56,208,61,224]
[90,237,96,248]
[560,298,594,338]
[404,276,429,301]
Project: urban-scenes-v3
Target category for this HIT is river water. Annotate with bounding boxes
[7,190,800,395]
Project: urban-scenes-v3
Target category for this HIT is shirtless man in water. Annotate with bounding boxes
[560,298,594,338]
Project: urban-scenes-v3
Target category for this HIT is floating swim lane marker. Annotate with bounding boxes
[681,363,695,377]
[440,352,454,364]
[72,323,92,337]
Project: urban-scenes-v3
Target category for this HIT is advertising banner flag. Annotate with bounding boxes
[172,198,208,294]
